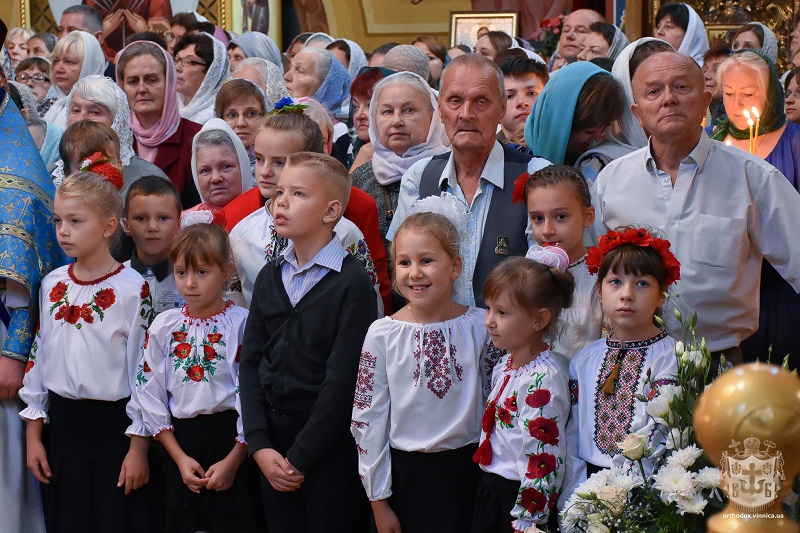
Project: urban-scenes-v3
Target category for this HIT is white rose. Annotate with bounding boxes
[597,485,627,515]
[617,433,648,461]
[686,350,705,369]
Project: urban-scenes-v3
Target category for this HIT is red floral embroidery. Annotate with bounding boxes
[187,365,204,382]
[235,346,241,363]
[143,361,151,373]
[503,395,518,412]
[548,491,559,510]
[203,345,218,361]
[143,331,150,349]
[94,288,115,309]
[140,282,150,299]
[80,304,94,324]
[25,360,34,373]
[412,329,463,399]
[529,416,560,446]
[526,452,557,479]
[54,305,67,320]
[497,407,512,425]
[63,305,81,324]
[173,331,188,342]
[526,388,551,408]
[520,487,547,513]
[174,342,191,359]
[49,282,67,302]
[207,333,223,343]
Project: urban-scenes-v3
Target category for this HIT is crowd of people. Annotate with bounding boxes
[2,2,800,532]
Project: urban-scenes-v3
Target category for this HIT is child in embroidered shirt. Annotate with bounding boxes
[472,248,574,533]
[518,164,602,360]
[134,223,262,532]
[123,176,185,314]
[19,169,154,532]
[351,194,496,533]
[240,152,378,533]
[559,227,680,508]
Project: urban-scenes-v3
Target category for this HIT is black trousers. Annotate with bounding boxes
[472,471,519,533]
[259,407,370,533]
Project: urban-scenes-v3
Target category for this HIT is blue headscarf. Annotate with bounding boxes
[0,89,68,360]
[312,50,351,116]
[39,120,63,167]
[524,61,607,165]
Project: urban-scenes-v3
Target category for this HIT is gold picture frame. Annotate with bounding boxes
[450,11,518,49]
[15,0,233,35]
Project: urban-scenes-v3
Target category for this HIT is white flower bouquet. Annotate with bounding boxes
[561,306,726,532]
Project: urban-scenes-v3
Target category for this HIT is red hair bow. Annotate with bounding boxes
[80,152,124,191]
[512,172,530,204]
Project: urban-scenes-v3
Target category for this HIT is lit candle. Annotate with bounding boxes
[752,107,761,152]
[743,109,753,153]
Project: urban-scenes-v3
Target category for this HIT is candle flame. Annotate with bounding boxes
[743,109,751,119]
[726,140,732,145]
[747,118,755,127]
[751,107,760,118]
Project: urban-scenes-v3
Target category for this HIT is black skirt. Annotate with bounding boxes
[164,410,263,533]
[472,471,519,533]
[45,391,151,533]
[384,444,481,533]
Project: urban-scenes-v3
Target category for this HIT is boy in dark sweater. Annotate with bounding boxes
[240,152,377,532]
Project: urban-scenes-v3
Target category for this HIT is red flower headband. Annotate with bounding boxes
[80,152,124,191]
[586,227,681,286]
[512,172,529,204]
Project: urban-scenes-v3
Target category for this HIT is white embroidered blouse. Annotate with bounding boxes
[476,351,570,530]
[134,302,248,443]
[350,307,502,501]
[559,331,677,508]
[19,264,153,436]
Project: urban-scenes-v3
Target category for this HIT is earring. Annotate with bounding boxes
[534,323,540,331]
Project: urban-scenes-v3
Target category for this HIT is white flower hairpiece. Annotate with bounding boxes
[406,192,472,242]
[526,245,569,272]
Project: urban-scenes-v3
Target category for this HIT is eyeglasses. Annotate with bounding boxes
[223,110,264,122]
[174,56,207,68]
[16,73,50,84]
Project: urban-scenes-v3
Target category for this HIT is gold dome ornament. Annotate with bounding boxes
[694,363,800,532]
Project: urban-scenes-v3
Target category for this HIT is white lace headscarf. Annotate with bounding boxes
[368,71,449,186]
[66,75,135,165]
[178,33,230,124]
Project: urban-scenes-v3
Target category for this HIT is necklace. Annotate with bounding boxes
[407,301,456,324]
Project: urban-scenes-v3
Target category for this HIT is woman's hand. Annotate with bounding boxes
[205,442,247,491]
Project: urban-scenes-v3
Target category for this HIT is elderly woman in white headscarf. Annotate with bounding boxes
[189,118,254,212]
[173,32,230,124]
[575,38,675,182]
[654,2,709,66]
[731,22,778,64]
[233,57,290,108]
[350,71,448,241]
[227,31,283,73]
[58,75,169,194]
[43,31,105,129]
[577,22,630,62]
